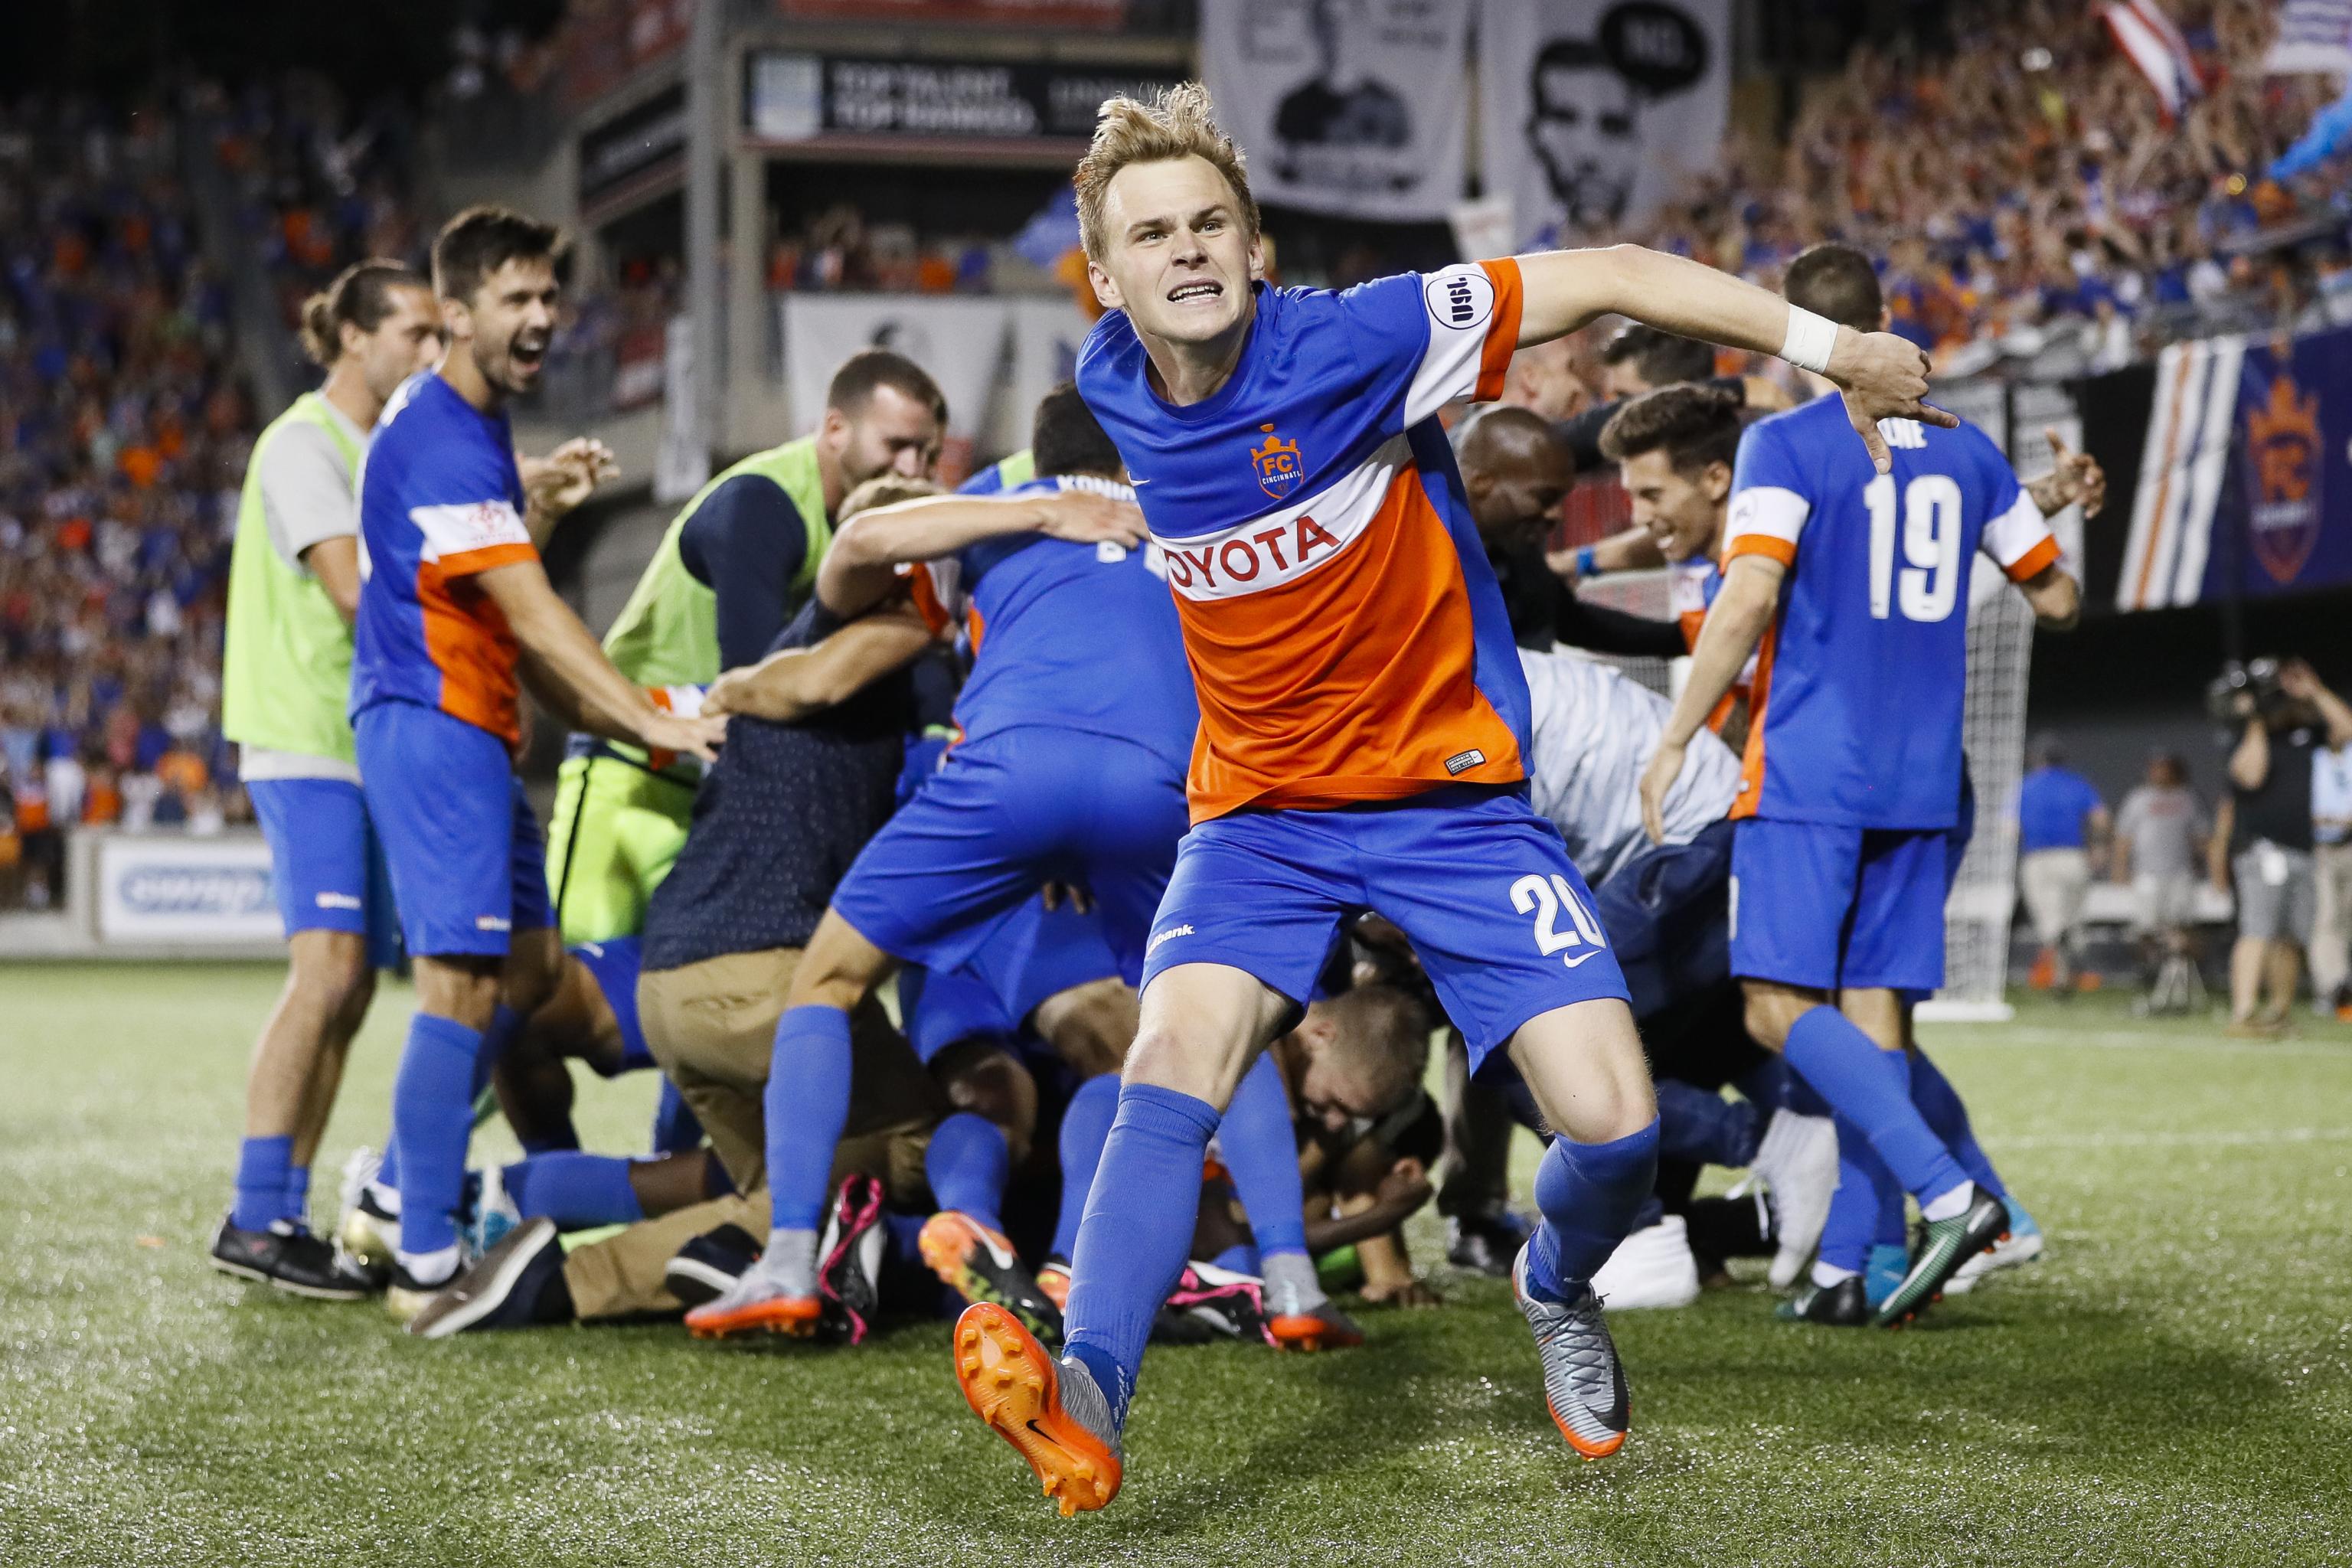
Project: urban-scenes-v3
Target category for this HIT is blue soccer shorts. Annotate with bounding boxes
[354,701,553,959]
[247,776,400,970]
[570,935,653,1075]
[899,896,1124,1065]
[1139,784,1631,1070]
[831,727,1187,985]
[1729,816,1951,994]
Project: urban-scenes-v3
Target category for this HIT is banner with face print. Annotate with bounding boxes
[1478,0,1730,249]
[1200,0,1472,223]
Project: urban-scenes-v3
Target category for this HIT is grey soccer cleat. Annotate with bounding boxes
[1512,1243,1630,1459]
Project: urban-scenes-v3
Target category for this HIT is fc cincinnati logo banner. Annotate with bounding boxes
[2117,325,2352,610]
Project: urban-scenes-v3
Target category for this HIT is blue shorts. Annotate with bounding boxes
[1141,785,1630,1069]
[831,727,1186,985]
[900,897,1123,1064]
[570,935,652,1075]
[1594,819,1734,1027]
[354,701,552,959]
[1729,817,1949,993]
[247,776,400,971]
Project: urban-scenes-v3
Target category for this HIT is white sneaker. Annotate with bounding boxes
[1589,1215,1700,1310]
[1752,1109,1839,1289]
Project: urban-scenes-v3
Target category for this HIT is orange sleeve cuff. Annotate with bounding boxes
[901,564,953,636]
[1474,258,1524,403]
[1724,534,1797,567]
[436,541,538,579]
[2004,534,2061,583]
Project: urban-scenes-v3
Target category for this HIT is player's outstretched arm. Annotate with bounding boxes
[701,605,936,724]
[817,492,1148,617]
[476,558,725,763]
[2027,428,2106,520]
[1511,246,1953,472]
[1640,553,1782,841]
[2017,562,2081,630]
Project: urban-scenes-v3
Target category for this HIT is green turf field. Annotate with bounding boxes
[5,965,2350,1566]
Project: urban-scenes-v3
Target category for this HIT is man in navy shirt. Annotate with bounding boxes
[2016,738,2109,992]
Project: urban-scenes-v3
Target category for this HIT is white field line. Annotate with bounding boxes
[1984,1125,2352,1151]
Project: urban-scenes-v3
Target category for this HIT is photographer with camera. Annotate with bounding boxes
[2212,658,2352,1037]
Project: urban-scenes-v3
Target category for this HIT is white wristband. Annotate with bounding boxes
[1779,305,1839,375]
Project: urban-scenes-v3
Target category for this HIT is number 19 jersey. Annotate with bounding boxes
[1724,393,2058,829]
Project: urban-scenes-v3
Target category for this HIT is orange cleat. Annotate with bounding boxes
[1267,1299,1365,1352]
[1036,1260,1072,1313]
[683,1289,822,1341]
[953,1302,1122,1517]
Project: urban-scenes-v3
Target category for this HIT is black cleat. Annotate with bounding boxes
[816,1174,887,1345]
[1774,1275,1868,1326]
[209,1216,378,1301]
[1448,1211,1531,1278]
[1162,1260,1274,1344]
[664,1224,761,1310]
[919,1209,1063,1346]
[1873,1189,2011,1327]
[407,1219,568,1338]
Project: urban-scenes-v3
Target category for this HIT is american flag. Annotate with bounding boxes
[2102,0,2205,121]
[2265,0,2352,75]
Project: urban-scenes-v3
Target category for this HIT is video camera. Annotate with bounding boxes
[2206,657,2287,725]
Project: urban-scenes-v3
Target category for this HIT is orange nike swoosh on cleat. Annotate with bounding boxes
[953,1303,1120,1517]
[1267,1313,1362,1352]
[683,1294,821,1340]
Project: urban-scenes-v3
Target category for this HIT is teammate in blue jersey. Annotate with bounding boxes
[1643,243,2084,1329]
[348,206,725,1316]
[687,385,1354,1352]
[948,87,1952,1515]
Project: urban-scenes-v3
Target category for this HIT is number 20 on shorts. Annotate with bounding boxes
[1511,873,1607,967]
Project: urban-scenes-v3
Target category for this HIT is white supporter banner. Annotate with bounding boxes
[96,834,283,945]
[780,296,1010,482]
[1479,0,1730,248]
[1200,0,1470,223]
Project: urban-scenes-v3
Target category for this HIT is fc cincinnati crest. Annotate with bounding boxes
[1250,424,1303,500]
[2244,371,2321,586]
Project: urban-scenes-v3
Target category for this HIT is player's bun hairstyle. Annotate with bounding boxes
[838,475,941,524]
[1599,382,1745,475]
[825,348,948,426]
[1074,83,1259,263]
[1782,243,1885,334]
[298,259,429,368]
[1600,323,1717,390]
[432,204,566,305]
[1031,382,1122,482]
[1321,983,1432,1115]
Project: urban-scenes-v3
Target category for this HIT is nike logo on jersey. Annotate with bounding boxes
[1560,952,1600,969]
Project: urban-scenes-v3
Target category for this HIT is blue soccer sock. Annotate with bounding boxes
[1064,1083,1221,1430]
[765,1004,853,1233]
[1815,1112,1894,1278]
[1781,1006,1969,1209]
[389,1012,486,1263]
[285,1165,312,1229]
[1654,1078,1766,1168]
[1050,1073,1120,1261]
[502,1152,645,1229]
[651,1076,705,1157]
[1524,1118,1661,1303]
[468,1004,524,1104]
[1210,1241,1262,1276]
[1908,1047,2007,1201]
[374,1140,402,1196]
[232,1135,293,1231]
[1217,1053,1310,1259]
[926,1112,1011,1232]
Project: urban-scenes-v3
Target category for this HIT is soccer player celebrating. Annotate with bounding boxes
[351,206,724,1314]
[1641,243,2084,1328]
[211,260,443,1296]
[547,348,945,948]
[947,85,1948,1514]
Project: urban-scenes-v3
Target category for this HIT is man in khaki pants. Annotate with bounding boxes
[406,478,953,1338]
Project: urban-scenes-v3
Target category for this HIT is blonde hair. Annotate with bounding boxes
[838,476,940,522]
[1318,985,1432,1113]
[1074,83,1259,262]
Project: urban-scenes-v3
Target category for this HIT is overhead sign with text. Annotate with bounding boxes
[746,52,1187,153]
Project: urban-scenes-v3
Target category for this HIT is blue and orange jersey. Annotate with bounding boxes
[1077,263,1527,822]
[1724,393,2060,828]
[918,472,1199,775]
[349,372,537,743]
